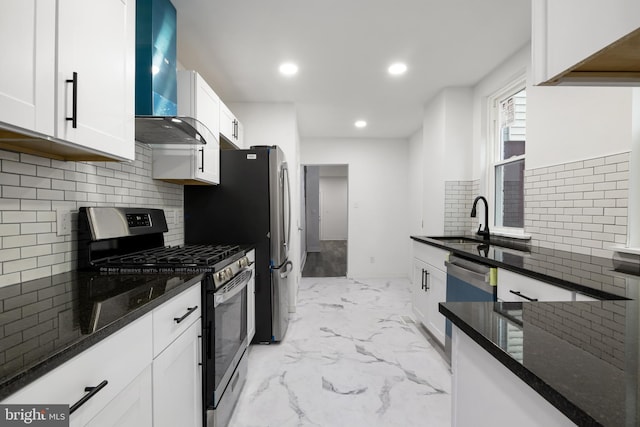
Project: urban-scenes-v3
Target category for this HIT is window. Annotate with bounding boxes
[490,82,526,231]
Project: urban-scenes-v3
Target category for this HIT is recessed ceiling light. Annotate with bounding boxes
[279,62,298,76]
[388,62,407,76]
[355,120,367,128]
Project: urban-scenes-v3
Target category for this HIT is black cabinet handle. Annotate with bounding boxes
[509,290,538,302]
[69,380,108,414]
[199,148,205,172]
[66,72,78,128]
[424,269,430,291]
[174,306,198,324]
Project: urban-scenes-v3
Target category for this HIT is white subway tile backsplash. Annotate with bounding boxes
[0,143,184,287]
[3,211,37,223]
[0,173,20,186]
[4,186,36,199]
[3,160,37,176]
[524,152,629,257]
[36,189,64,200]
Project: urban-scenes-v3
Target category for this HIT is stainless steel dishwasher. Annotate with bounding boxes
[444,254,497,361]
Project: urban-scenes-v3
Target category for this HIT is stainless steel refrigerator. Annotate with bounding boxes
[184,145,292,343]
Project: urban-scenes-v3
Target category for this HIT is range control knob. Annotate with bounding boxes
[224,267,233,279]
[237,257,249,268]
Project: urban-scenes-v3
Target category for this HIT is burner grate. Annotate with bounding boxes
[100,244,241,269]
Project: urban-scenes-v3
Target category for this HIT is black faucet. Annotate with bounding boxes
[471,196,490,241]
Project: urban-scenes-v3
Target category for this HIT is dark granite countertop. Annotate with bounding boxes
[0,271,202,400]
[411,235,638,299]
[439,300,639,427]
[416,235,640,426]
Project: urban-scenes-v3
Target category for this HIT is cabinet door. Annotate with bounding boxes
[219,103,234,142]
[56,0,135,160]
[498,269,573,302]
[411,258,430,327]
[236,120,245,149]
[0,0,55,134]
[194,143,220,184]
[152,320,202,427]
[425,266,447,346]
[3,314,152,426]
[533,0,640,85]
[85,366,153,427]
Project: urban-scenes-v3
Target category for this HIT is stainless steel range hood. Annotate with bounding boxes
[135,0,213,147]
[134,116,210,146]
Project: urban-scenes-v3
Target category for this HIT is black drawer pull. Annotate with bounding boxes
[174,306,198,324]
[509,290,538,302]
[66,72,78,128]
[69,380,108,414]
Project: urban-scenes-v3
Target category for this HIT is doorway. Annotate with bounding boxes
[301,165,348,277]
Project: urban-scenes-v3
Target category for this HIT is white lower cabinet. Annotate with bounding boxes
[2,314,153,427]
[2,283,203,427]
[498,268,574,302]
[152,320,202,427]
[451,326,576,427]
[152,283,202,427]
[411,242,448,346]
[86,366,152,427]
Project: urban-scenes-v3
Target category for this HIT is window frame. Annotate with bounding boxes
[487,76,527,237]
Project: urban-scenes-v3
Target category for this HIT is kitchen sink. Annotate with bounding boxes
[426,235,531,254]
[427,236,484,244]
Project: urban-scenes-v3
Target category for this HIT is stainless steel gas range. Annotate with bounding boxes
[78,206,250,427]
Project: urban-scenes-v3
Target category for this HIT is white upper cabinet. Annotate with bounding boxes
[0,0,55,136]
[220,102,244,149]
[0,0,136,161]
[57,0,135,160]
[533,0,640,86]
[151,70,220,185]
[178,70,220,141]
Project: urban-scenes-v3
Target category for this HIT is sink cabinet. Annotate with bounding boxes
[411,241,448,346]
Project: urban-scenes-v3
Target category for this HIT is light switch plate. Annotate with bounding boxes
[56,210,71,236]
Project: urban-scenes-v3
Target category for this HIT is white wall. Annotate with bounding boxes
[229,102,302,310]
[421,87,474,236]
[527,86,633,169]
[472,42,635,182]
[408,128,423,236]
[319,176,348,240]
[301,138,409,278]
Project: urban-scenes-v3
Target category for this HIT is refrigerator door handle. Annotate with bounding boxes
[282,162,292,251]
[279,260,293,279]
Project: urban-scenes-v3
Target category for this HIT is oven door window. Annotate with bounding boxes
[214,286,247,392]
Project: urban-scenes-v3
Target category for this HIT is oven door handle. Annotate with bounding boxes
[213,268,252,308]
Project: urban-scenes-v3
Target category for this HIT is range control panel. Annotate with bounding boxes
[127,213,152,228]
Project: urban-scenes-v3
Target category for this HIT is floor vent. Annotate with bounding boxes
[401,315,415,324]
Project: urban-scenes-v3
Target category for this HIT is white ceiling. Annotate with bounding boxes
[171,0,531,140]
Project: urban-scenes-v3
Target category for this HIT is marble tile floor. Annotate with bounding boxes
[228,277,452,427]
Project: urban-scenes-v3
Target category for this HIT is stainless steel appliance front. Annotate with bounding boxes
[205,269,250,427]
